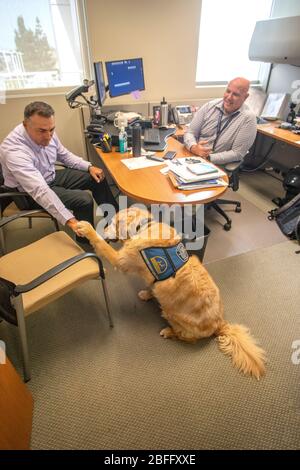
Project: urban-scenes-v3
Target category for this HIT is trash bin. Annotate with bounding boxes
[184,224,210,262]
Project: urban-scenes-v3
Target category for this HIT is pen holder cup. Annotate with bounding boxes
[99,135,112,152]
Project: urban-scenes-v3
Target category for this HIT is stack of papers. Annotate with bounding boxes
[166,157,227,191]
[167,172,227,190]
[168,159,225,183]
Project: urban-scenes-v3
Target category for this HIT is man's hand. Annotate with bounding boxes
[88,165,105,183]
[66,217,82,236]
[190,140,212,158]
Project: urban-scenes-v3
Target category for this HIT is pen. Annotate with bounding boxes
[146,156,164,162]
[185,157,201,163]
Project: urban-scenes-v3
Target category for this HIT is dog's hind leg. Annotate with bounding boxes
[160,326,176,339]
[138,289,154,301]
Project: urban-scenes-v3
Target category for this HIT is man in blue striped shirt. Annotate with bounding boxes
[184,77,257,165]
[0,101,118,238]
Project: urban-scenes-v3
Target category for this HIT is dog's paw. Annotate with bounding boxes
[76,221,95,240]
[138,290,153,301]
[160,327,175,339]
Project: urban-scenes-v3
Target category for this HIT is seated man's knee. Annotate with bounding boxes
[78,190,93,207]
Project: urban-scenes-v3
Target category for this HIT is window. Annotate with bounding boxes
[196,0,273,85]
[0,0,86,92]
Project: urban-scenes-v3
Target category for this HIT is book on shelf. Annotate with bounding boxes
[167,172,228,191]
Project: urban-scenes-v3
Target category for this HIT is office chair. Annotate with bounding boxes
[0,212,113,381]
[0,165,59,253]
[207,161,242,231]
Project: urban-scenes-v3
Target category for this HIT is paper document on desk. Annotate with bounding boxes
[167,160,225,182]
[121,157,166,170]
[167,172,228,190]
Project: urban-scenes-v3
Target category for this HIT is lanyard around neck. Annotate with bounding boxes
[212,108,239,151]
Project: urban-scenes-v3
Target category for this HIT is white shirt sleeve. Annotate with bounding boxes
[183,103,209,150]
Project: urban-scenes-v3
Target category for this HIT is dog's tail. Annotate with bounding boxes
[215,322,266,380]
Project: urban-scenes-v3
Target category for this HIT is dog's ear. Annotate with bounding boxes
[117,208,152,239]
[134,217,150,233]
[127,209,152,238]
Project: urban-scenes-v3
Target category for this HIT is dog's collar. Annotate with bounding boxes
[140,242,189,282]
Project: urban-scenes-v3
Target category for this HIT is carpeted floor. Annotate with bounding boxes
[1,240,299,450]
[204,191,286,263]
[1,171,299,450]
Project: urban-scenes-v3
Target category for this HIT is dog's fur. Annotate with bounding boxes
[77,208,266,379]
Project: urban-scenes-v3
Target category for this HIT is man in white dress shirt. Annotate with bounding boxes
[184,77,257,165]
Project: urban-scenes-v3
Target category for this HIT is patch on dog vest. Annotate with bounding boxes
[140,242,189,281]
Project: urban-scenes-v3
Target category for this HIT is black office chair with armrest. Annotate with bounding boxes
[207,161,242,231]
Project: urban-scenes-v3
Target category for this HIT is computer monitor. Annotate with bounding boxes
[93,61,107,106]
[105,58,145,98]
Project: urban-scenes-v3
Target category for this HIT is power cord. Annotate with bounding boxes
[241,141,276,173]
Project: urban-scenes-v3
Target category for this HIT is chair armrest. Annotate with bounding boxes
[0,190,29,198]
[0,210,49,228]
[14,252,105,295]
[224,162,242,173]
[224,161,242,192]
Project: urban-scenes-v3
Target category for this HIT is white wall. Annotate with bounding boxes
[272,0,300,17]
[268,0,300,99]
[85,0,222,105]
[1,0,223,151]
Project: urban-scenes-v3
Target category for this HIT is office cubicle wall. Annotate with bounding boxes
[100,99,210,120]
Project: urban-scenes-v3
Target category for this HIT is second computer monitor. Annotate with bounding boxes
[105,58,145,98]
[93,61,107,106]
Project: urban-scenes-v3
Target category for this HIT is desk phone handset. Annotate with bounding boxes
[170,107,179,125]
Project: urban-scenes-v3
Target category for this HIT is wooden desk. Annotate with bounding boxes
[257,121,300,148]
[255,121,300,172]
[95,136,228,205]
[0,357,33,449]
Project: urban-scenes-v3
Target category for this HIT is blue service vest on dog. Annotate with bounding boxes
[140,242,189,281]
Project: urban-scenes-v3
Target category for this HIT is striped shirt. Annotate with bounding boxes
[184,98,257,165]
[0,124,91,225]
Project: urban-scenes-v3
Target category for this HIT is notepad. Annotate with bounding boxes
[186,162,218,176]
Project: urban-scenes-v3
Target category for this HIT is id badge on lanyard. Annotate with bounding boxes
[212,109,238,151]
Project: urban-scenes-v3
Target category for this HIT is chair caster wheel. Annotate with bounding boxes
[224,222,231,231]
[235,206,241,213]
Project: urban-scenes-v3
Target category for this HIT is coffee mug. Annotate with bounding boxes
[114,112,128,129]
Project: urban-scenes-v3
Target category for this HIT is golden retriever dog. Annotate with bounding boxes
[77,208,266,379]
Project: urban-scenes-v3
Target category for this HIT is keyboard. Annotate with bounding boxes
[143,128,161,144]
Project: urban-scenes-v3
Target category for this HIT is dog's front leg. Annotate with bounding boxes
[76,221,120,268]
[138,289,154,301]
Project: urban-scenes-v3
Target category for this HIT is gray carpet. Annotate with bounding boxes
[204,191,286,263]
[1,240,299,450]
